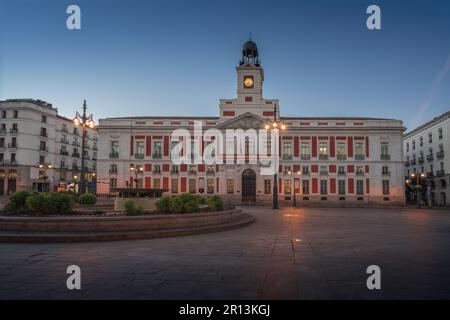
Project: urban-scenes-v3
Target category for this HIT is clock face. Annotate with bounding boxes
[244,76,254,88]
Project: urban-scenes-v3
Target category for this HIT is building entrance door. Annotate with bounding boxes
[242,169,256,203]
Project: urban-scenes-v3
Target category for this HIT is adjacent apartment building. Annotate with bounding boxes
[0,99,98,194]
[96,40,406,206]
[403,111,450,206]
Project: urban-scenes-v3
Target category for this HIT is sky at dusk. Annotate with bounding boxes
[0,0,449,131]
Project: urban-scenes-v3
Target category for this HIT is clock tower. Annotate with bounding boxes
[219,39,279,119]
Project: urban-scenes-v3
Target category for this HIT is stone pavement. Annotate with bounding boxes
[1,206,450,299]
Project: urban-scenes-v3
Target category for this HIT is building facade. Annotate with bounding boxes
[97,40,406,206]
[403,111,450,206]
[0,99,98,194]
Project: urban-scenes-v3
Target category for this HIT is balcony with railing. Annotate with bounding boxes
[418,156,424,164]
[426,154,434,161]
[9,128,18,134]
[72,141,80,146]
[206,169,215,175]
[135,153,145,159]
[405,160,410,167]
[380,154,391,161]
[171,168,179,174]
[318,154,329,160]
[300,154,311,160]
[1,160,17,166]
[39,131,48,138]
[60,138,69,144]
[72,152,80,158]
[152,168,161,174]
[355,154,365,160]
[60,150,69,156]
[427,171,434,177]
[436,170,445,177]
[152,152,162,159]
[282,154,293,160]
[319,169,328,175]
[0,129,6,135]
[436,151,445,159]
[336,154,347,160]
[109,151,119,158]
[382,170,390,176]
[410,159,417,165]
[338,170,346,176]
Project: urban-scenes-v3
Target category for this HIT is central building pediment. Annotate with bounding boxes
[216,112,267,130]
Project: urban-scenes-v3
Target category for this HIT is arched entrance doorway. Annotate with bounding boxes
[242,169,256,203]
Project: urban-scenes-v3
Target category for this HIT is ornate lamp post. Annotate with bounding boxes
[73,100,95,196]
[264,104,286,209]
[411,172,425,208]
[288,170,301,206]
[38,163,53,192]
[130,165,144,188]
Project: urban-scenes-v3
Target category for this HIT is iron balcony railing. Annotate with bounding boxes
[135,153,145,159]
[109,152,119,158]
[355,154,365,160]
[300,154,311,160]
[436,170,445,176]
[427,171,434,177]
[426,154,434,161]
[319,154,329,160]
[437,151,444,159]
[380,154,391,160]
[336,154,347,160]
[418,157,424,164]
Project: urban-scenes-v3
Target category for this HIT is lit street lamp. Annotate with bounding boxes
[130,165,144,188]
[411,173,425,208]
[73,100,95,196]
[266,104,286,210]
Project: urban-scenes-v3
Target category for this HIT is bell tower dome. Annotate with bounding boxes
[219,38,279,119]
[240,39,261,66]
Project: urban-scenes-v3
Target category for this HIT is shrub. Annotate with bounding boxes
[179,193,196,204]
[170,197,185,213]
[184,200,199,213]
[155,197,172,213]
[26,193,53,215]
[195,195,206,205]
[58,191,78,203]
[207,195,224,211]
[50,192,75,215]
[79,193,97,205]
[123,200,144,215]
[5,191,33,215]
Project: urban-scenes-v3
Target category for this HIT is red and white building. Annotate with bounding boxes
[96,40,406,206]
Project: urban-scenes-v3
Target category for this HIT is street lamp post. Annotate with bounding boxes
[411,173,425,208]
[73,100,95,196]
[288,170,301,206]
[38,163,53,192]
[130,165,144,188]
[265,104,286,210]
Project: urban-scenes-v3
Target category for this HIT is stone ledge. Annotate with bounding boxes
[0,210,255,242]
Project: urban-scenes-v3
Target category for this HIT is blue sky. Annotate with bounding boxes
[0,0,449,131]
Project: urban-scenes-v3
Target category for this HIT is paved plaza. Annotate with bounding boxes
[1,206,450,299]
